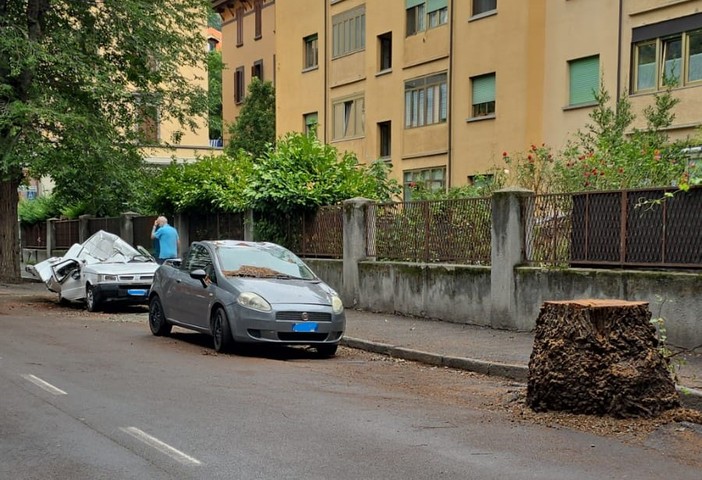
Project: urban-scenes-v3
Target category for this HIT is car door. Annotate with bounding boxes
[175,244,216,329]
[50,259,85,301]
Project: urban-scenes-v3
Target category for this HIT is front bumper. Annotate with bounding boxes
[229,304,346,345]
[93,283,152,304]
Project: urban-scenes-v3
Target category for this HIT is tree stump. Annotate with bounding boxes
[526,299,679,418]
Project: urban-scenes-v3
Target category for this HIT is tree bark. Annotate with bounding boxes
[0,171,22,283]
[526,299,680,418]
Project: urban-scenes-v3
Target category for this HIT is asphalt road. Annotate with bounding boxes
[1,295,701,479]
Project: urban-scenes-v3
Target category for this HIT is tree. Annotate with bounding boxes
[225,78,275,160]
[207,49,223,142]
[0,0,210,282]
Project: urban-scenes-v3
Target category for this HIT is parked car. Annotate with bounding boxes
[148,240,345,357]
[28,230,159,312]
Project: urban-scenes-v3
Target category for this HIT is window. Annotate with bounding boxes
[254,0,262,39]
[304,34,318,70]
[378,121,391,158]
[332,96,364,140]
[688,31,702,83]
[136,104,159,144]
[427,0,448,28]
[404,73,448,128]
[471,73,496,118]
[634,42,657,91]
[403,167,446,200]
[631,16,702,93]
[662,36,682,86]
[568,55,599,106]
[332,6,365,58]
[235,66,245,104]
[252,60,263,81]
[378,32,392,71]
[304,112,318,136]
[472,0,496,16]
[236,7,244,47]
[406,0,425,36]
[183,244,212,272]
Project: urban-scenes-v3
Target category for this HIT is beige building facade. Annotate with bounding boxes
[216,0,702,197]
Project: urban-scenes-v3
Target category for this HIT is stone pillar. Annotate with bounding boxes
[78,214,92,243]
[120,212,139,245]
[490,188,534,329]
[46,218,56,258]
[244,209,254,241]
[342,197,372,307]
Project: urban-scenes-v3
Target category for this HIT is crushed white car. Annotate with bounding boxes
[27,230,159,311]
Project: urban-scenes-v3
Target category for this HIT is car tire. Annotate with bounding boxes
[316,344,338,358]
[149,296,172,336]
[85,285,101,312]
[212,307,233,353]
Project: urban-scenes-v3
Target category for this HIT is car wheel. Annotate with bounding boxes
[149,296,172,336]
[316,344,338,358]
[85,285,101,312]
[212,307,233,353]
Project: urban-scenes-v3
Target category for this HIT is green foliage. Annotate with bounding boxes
[244,132,400,213]
[500,83,696,194]
[149,153,254,214]
[409,171,504,200]
[207,50,223,141]
[18,195,60,225]
[1,0,210,206]
[225,78,276,160]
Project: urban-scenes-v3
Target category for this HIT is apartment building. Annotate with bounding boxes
[141,19,219,165]
[215,0,702,197]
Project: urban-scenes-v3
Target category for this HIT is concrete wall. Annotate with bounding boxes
[304,191,702,350]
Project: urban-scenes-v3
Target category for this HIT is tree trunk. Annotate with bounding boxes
[0,173,22,283]
[526,299,679,418]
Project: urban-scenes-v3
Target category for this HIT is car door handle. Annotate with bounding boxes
[176,279,182,283]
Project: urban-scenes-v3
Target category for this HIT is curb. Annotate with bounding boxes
[341,337,702,412]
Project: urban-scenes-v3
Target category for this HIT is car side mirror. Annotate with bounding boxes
[190,269,209,288]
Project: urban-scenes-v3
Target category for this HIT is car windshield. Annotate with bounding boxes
[216,244,317,280]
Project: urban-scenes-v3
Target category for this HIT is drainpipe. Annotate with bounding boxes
[616,0,623,111]
[323,0,328,144]
[447,0,455,189]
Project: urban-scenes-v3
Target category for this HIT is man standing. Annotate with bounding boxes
[151,216,180,264]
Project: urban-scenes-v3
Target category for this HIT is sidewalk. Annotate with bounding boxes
[342,308,702,411]
[8,274,702,411]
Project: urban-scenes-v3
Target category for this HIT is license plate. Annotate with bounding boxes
[293,322,318,333]
[127,289,148,296]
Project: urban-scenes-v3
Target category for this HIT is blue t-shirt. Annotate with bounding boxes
[154,224,179,259]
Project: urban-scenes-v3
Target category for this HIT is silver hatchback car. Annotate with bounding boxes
[148,240,345,357]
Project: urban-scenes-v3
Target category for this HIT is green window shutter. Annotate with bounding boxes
[472,74,495,104]
[427,0,447,13]
[406,0,425,9]
[569,56,599,105]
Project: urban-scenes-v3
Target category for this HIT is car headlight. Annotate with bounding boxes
[100,274,118,282]
[331,295,344,314]
[237,292,272,312]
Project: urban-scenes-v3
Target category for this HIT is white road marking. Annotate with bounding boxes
[21,374,67,395]
[120,427,202,466]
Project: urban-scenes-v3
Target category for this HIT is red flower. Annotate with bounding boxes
[502,151,508,157]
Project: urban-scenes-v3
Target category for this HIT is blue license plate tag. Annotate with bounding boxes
[293,322,318,333]
[127,289,148,296]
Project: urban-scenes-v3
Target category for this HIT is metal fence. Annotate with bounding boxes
[367,198,492,264]
[188,212,245,242]
[88,216,120,236]
[20,223,47,249]
[299,205,343,258]
[525,187,702,268]
[54,219,80,249]
[523,194,573,267]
